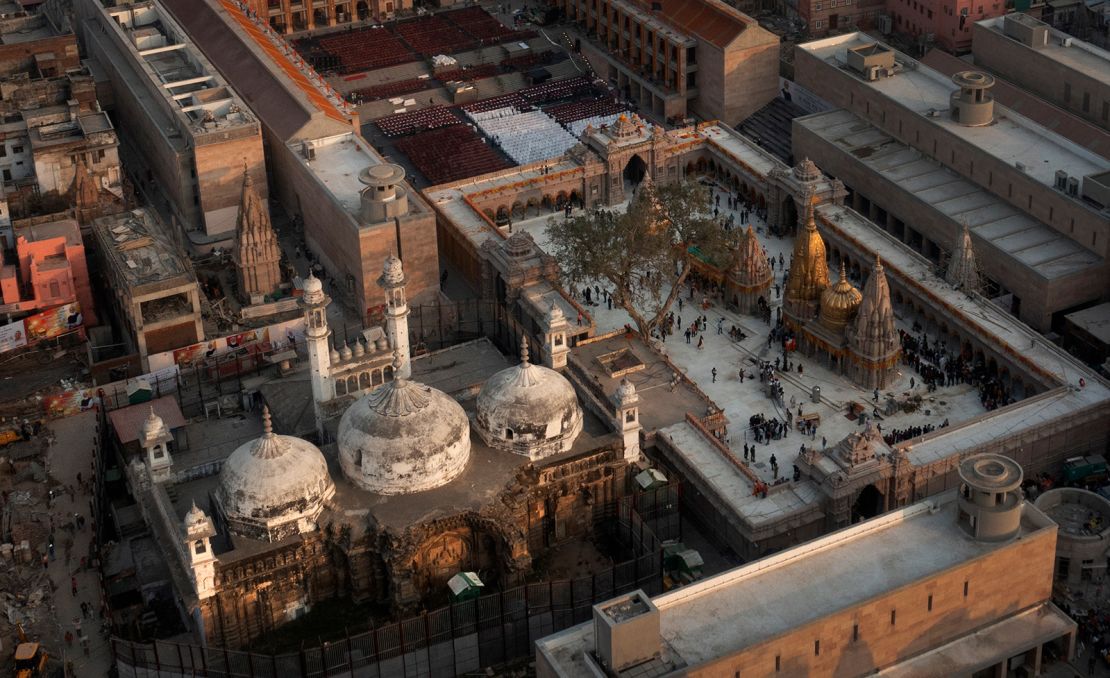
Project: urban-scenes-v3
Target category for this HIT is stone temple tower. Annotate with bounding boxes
[379,254,411,379]
[726,224,773,315]
[946,224,981,294]
[301,272,332,437]
[233,169,282,304]
[784,196,829,328]
[847,256,900,389]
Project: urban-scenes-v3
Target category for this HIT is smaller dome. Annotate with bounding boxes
[476,338,583,461]
[329,345,340,363]
[545,298,566,328]
[381,254,405,287]
[353,340,365,357]
[819,262,862,333]
[375,336,389,352]
[184,500,208,529]
[613,378,638,407]
[140,406,168,442]
[503,230,534,259]
[340,343,353,361]
[304,272,323,296]
[217,408,334,543]
[793,157,821,183]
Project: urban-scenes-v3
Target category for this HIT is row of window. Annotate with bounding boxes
[813,0,852,11]
[1062,83,1110,122]
[733,581,971,674]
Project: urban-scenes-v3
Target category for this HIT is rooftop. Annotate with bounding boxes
[91,208,195,290]
[295,132,384,218]
[797,33,1109,189]
[977,16,1110,88]
[15,218,82,248]
[626,0,755,49]
[1065,302,1110,344]
[796,108,1104,281]
[538,493,1055,672]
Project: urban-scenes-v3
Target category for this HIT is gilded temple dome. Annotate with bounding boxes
[785,196,830,304]
[337,352,470,495]
[217,407,335,542]
[476,338,583,461]
[819,261,863,333]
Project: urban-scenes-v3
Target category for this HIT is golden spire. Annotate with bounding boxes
[785,194,829,305]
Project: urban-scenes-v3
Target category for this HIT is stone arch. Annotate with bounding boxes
[372,369,383,386]
[482,207,495,222]
[359,371,372,390]
[384,364,394,381]
[853,484,885,522]
[542,194,554,211]
[685,161,695,176]
[511,201,525,220]
[695,157,707,173]
[782,196,798,231]
[335,379,347,396]
[623,154,647,184]
[569,189,582,207]
[347,375,358,392]
[495,205,510,225]
[525,196,539,216]
[555,191,568,209]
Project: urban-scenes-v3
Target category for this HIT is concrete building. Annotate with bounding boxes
[0,3,79,80]
[91,208,203,369]
[23,104,120,198]
[76,0,266,248]
[1035,487,1110,585]
[973,15,1110,132]
[0,218,96,325]
[792,34,1110,332]
[548,0,780,124]
[536,457,1077,677]
[154,0,441,315]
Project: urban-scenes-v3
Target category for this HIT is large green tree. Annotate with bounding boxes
[545,178,727,339]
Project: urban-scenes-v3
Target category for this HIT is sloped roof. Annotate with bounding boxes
[109,396,186,445]
[632,0,751,49]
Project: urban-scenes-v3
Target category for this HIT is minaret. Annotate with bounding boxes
[847,256,900,389]
[378,254,411,379]
[139,406,173,483]
[612,378,642,461]
[783,195,829,327]
[233,169,282,304]
[301,272,332,437]
[183,501,217,600]
[946,224,980,294]
[541,298,570,369]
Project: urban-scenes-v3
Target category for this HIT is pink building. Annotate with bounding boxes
[888,0,1009,52]
[0,219,96,325]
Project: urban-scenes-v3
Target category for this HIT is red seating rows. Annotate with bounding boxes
[353,78,432,101]
[435,63,500,82]
[519,76,593,104]
[374,105,462,138]
[444,6,524,44]
[394,15,478,57]
[395,125,514,184]
[296,27,416,74]
[544,97,628,124]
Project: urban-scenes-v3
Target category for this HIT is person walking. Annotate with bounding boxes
[71,576,78,597]
[711,367,717,383]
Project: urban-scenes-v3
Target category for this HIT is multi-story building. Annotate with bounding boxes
[24,105,120,197]
[240,0,409,33]
[0,218,96,325]
[75,0,266,249]
[792,34,1110,332]
[799,0,884,41]
[885,0,1008,52]
[159,0,442,315]
[549,0,780,125]
[973,15,1110,132]
[536,456,1077,677]
[92,208,203,369]
[0,4,80,79]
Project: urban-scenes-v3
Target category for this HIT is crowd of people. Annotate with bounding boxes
[899,328,1015,411]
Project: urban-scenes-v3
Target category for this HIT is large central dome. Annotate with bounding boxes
[337,353,470,494]
[476,338,583,460]
[217,407,335,543]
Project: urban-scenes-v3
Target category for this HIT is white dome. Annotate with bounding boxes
[216,408,334,543]
[476,339,583,460]
[140,407,166,441]
[337,354,470,494]
[381,254,405,287]
[304,272,323,295]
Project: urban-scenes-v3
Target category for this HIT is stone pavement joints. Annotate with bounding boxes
[44,410,112,677]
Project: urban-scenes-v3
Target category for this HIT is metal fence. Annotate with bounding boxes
[112,487,679,678]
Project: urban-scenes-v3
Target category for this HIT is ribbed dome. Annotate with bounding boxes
[140,407,168,442]
[476,339,583,461]
[303,272,323,297]
[381,254,405,286]
[217,408,334,542]
[337,353,470,494]
[819,261,862,333]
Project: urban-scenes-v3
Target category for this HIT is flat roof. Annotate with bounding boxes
[296,132,382,217]
[796,108,1103,281]
[91,208,195,289]
[797,33,1109,189]
[977,16,1110,88]
[1065,301,1110,344]
[538,493,1055,672]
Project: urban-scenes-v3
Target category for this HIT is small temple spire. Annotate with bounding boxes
[946,224,980,294]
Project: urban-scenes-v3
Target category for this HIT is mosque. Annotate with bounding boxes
[123,255,643,649]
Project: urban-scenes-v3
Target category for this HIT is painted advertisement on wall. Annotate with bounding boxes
[42,388,99,419]
[0,319,27,353]
[24,302,83,342]
[147,317,306,373]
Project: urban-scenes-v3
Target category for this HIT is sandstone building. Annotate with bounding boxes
[548,0,780,124]
[537,456,1077,677]
[75,0,266,249]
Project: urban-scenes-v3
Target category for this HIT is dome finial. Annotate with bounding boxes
[520,336,530,365]
[838,259,847,280]
[392,349,404,375]
[262,406,273,437]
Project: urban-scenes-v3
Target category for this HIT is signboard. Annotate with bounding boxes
[24,302,83,343]
[0,319,27,353]
[147,317,306,372]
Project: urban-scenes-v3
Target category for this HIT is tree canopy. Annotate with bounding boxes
[545,178,727,339]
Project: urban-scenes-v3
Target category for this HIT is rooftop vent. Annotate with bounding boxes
[593,590,660,674]
[846,43,896,77]
[949,71,995,127]
[1002,13,1049,48]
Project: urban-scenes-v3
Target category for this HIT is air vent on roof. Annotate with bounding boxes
[1067,177,1079,197]
[302,142,315,161]
[1055,170,1068,191]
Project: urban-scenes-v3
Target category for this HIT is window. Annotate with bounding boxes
[927,9,933,17]
[814,640,820,656]
[0,145,6,158]
[153,447,164,459]
[816,1,822,8]
[2,169,10,182]
[195,540,206,554]
[890,609,897,626]
[927,594,933,611]
[506,428,515,440]
[852,623,859,641]
[814,19,824,28]
[11,145,22,154]
[963,580,969,597]
[775,656,781,672]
